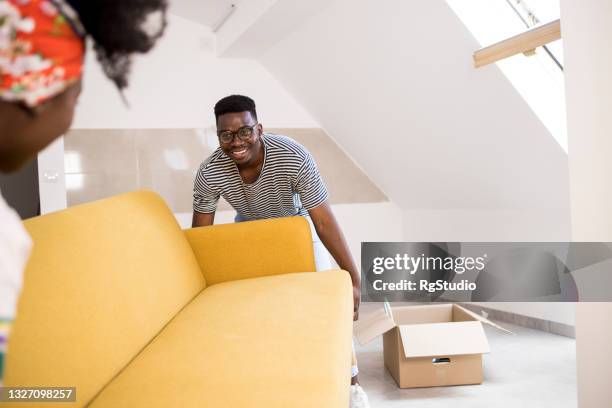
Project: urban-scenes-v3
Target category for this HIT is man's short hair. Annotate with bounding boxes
[214,95,257,122]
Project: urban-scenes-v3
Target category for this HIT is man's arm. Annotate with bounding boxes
[192,211,215,228]
[308,200,361,320]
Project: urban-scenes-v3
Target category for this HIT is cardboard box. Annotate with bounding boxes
[354,303,510,388]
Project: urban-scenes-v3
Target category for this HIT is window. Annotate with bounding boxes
[447,0,567,151]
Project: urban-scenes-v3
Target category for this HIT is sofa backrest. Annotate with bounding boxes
[184,217,316,286]
[5,191,205,407]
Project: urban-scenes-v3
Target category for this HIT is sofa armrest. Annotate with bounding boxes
[184,217,317,285]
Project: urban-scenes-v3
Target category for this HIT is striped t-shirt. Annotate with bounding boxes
[193,133,329,220]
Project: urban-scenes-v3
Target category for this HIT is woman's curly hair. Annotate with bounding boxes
[67,0,168,90]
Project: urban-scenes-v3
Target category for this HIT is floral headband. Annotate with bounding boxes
[0,0,85,108]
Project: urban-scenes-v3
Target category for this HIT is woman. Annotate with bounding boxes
[0,0,167,383]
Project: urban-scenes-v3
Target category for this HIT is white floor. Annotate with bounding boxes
[355,304,577,408]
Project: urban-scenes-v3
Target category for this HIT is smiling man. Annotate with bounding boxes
[192,95,369,407]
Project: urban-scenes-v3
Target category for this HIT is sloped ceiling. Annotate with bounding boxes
[170,0,240,30]
[256,0,569,214]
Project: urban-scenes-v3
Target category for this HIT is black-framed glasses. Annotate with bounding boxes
[217,123,259,144]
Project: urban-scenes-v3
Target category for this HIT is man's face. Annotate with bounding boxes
[216,111,262,166]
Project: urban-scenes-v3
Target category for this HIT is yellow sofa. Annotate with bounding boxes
[4,191,353,407]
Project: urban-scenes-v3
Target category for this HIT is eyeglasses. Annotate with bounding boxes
[217,123,259,144]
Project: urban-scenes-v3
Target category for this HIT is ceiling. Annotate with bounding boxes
[170,0,241,29]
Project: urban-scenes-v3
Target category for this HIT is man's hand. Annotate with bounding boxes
[353,284,361,321]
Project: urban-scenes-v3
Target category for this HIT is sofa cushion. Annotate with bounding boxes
[5,191,206,408]
[88,270,353,408]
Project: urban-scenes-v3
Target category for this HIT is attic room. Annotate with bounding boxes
[0,1,610,407]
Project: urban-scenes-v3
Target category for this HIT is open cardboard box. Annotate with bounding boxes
[354,303,511,388]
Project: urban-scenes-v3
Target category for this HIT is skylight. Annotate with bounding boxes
[447,0,567,152]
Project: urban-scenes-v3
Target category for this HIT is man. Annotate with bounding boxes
[192,95,369,407]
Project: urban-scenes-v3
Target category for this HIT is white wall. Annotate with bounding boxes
[37,138,67,214]
[561,1,612,407]
[215,0,331,58]
[402,210,570,242]
[473,302,575,326]
[214,0,278,56]
[258,0,571,241]
[330,202,404,264]
[562,3,612,242]
[73,13,318,129]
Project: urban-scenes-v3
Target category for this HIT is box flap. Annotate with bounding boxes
[392,303,453,325]
[455,304,514,335]
[354,305,396,345]
[399,321,490,358]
